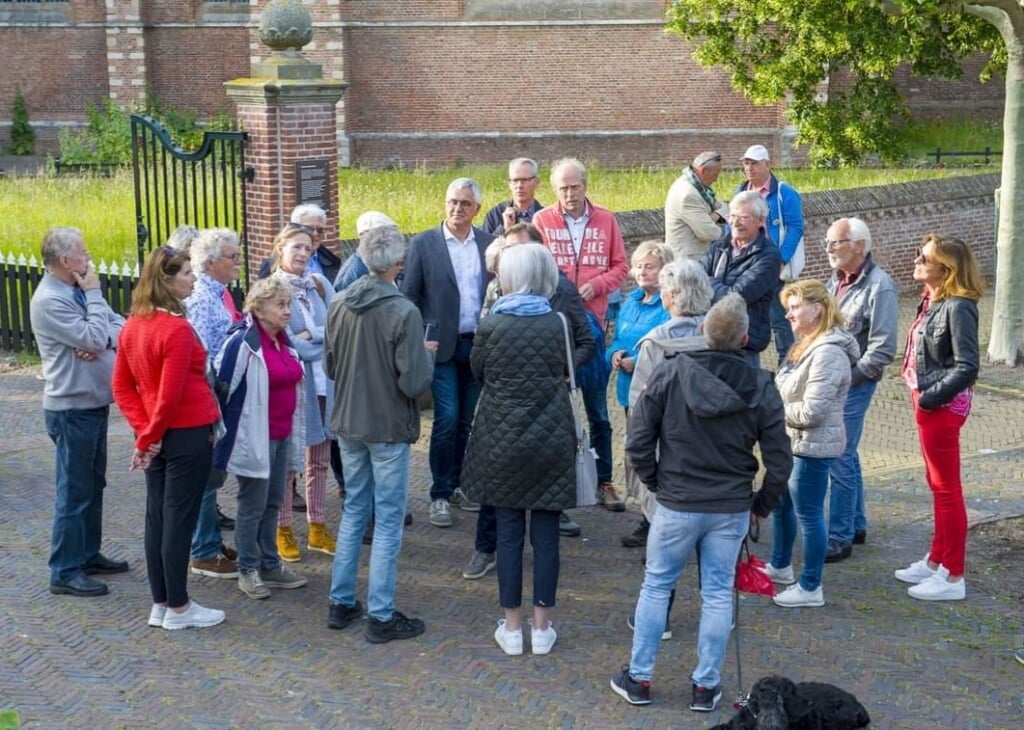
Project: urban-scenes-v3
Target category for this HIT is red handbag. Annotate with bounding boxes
[735,539,775,596]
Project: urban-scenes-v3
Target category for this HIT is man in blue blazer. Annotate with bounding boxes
[401,178,494,528]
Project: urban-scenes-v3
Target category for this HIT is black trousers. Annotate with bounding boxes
[495,508,560,609]
[144,425,213,608]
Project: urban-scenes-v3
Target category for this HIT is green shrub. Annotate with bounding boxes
[57,99,132,165]
[5,87,35,156]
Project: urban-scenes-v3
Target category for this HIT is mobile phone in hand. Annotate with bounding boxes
[424,321,439,342]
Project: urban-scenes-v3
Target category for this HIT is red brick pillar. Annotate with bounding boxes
[225,58,345,277]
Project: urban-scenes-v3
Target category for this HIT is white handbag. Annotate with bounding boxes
[557,313,598,507]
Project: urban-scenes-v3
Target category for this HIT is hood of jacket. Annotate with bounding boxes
[796,326,860,367]
[339,275,404,312]
[677,350,769,419]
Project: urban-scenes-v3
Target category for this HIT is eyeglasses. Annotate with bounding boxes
[822,237,853,250]
[286,222,315,235]
[509,177,537,184]
[447,199,476,209]
[728,214,753,223]
[220,252,241,262]
[157,246,178,257]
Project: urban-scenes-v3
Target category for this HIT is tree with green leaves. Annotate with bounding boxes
[666,0,1022,365]
[6,86,35,156]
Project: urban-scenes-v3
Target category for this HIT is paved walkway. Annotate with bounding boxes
[1,294,1022,729]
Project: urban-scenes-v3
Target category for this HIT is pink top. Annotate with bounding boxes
[259,323,302,440]
[902,294,973,417]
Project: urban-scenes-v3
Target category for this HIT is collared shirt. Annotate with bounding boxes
[184,273,234,364]
[834,259,868,301]
[562,204,590,256]
[443,222,483,334]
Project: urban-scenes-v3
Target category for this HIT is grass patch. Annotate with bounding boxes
[0,163,992,262]
[898,119,1003,161]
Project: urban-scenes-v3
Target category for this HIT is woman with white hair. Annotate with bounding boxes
[461,243,576,658]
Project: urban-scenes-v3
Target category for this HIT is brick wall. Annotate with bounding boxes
[146,28,249,117]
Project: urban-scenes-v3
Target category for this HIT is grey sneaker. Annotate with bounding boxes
[429,499,453,528]
[260,565,308,589]
[450,487,481,512]
[462,551,496,580]
[238,569,270,600]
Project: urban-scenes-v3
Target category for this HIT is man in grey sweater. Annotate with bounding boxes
[30,227,127,597]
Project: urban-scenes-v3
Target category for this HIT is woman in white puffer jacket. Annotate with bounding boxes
[765,279,859,609]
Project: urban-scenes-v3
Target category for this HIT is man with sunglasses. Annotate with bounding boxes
[664,151,730,260]
[822,218,898,563]
[482,158,545,236]
[402,178,494,528]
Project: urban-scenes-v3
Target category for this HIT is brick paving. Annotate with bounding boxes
[1,293,1022,729]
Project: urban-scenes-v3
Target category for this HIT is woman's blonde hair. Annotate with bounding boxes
[130,246,191,317]
[921,234,984,303]
[631,239,674,269]
[269,223,314,273]
[780,279,844,362]
[244,276,294,315]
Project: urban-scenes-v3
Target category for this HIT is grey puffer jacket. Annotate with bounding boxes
[775,327,859,459]
[461,311,576,512]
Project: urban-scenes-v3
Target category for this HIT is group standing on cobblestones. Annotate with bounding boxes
[31,147,987,716]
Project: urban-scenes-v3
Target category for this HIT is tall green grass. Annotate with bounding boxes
[0,162,990,263]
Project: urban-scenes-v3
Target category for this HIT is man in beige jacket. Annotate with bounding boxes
[664,152,730,260]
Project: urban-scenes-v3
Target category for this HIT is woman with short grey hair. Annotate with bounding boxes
[189,228,240,275]
[461,243,576,658]
[358,225,407,273]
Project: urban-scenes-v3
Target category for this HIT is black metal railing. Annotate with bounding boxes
[930,147,1001,165]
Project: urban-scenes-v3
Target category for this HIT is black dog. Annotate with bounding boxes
[710,675,871,730]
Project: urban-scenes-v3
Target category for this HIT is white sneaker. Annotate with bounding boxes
[894,556,940,585]
[908,573,966,601]
[147,604,166,628]
[759,563,795,585]
[530,621,557,656]
[772,583,825,608]
[429,499,453,528]
[494,619,523,656]
[162,601,226,630]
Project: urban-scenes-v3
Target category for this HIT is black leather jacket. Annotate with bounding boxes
[908,295,979,410]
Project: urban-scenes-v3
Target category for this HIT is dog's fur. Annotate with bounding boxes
[710,675,871,730]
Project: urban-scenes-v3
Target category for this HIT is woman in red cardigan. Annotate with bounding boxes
[112,246,224,631]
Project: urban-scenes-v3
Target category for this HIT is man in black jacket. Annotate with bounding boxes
[701,191,782,367]
[610,293,791,714]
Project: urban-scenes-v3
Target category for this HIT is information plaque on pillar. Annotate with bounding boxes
[295,159,331,212]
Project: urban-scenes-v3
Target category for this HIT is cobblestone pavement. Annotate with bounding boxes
[1,294,1022,729]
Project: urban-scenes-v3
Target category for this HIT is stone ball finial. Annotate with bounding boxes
[259,0,314,53]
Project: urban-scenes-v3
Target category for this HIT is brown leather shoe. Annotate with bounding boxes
[599,483,625,512]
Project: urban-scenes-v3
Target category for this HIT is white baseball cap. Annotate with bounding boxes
[741,145,771,162]
[355,211,397,236]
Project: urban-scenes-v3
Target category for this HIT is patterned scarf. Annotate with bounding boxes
[275,269,318,306]
[490,293,552,317]
[684,165,720,213]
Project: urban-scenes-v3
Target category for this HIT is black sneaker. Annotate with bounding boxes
[365,610,425,643]
[620,519,649,548]
[610,666,652,705]
[327,600,363,630]
[690,683,721,712]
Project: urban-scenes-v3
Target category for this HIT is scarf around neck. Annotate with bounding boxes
[684,165,720,212]
[490,293,552,317]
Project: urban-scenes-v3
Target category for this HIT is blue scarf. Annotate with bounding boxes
[490,293,552,317]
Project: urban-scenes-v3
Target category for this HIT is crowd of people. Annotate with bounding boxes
[30,147,993,711]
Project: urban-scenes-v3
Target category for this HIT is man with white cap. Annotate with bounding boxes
[734,144,804,364]
[334,211,400,292]
[664,151,730,260]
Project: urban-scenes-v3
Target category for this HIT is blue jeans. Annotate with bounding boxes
[44,407,109,583]
[771,455,832,591]
[630,506,747,688]
[190,467,226,560]
[428,338,480,501]
[330,438,410,622]
[580,382,613,484]
[234,439,289,573]
[828,380,877,545]
[475,504,497,554]
[769,293,794,363]
[495,508,560,608]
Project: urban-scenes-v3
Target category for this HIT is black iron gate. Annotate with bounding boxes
[130,114,254,281]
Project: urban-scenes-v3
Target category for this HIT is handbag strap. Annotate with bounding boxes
[556,312,578,394]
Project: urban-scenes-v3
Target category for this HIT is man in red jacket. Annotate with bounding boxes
[534,158,629,514]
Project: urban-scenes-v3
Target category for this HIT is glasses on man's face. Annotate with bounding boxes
[728,214,753,223]
[509,177,537,185]
[447,199,475,210]
[822,237,853,251]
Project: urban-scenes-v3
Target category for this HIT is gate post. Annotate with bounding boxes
[225,1,346,278]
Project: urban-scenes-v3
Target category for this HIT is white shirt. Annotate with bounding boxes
[443,223,483,334]
[562,205,590,256]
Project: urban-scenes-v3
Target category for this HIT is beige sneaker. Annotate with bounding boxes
[308,522,336,556]
[277,526,301,563]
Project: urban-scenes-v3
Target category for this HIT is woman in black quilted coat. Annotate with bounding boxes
[462,243,576,658]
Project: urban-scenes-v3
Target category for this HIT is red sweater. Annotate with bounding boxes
[533,199,629,322]
[112,310,220,452]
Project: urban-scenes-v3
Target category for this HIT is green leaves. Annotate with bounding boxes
[665,0,1003,165]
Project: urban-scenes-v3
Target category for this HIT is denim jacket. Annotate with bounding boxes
[909,296,979,410]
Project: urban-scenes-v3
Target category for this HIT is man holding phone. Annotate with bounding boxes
[483,158,545,236]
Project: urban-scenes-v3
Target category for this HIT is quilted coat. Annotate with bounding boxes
[461,311,576,511]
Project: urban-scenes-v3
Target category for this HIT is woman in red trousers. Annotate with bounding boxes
[895,235,983,602]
